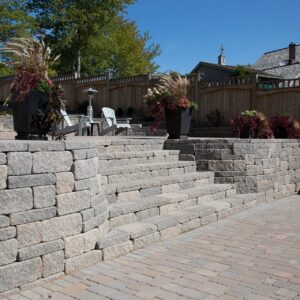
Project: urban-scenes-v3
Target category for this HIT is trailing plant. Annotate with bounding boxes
[0,37,65,139]
[269,115,300,139]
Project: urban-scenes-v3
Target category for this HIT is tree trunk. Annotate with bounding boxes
[74,26,81,78]
[76,48,81,78]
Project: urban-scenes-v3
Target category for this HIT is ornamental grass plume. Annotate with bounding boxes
[0,37,65,139]
[0,38,60,100]
[158,73,189,101]
[144,73,197,130]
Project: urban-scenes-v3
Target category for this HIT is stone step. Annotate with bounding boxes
[221,192,266,207]
[98,150,180,168]
[104,171,215,203]
[177,183,236,203]
[101,160,196,176]
[96,138,166,154]
[99,150,180,160]
[96,192,268,261]
[195,148,232,159]
[108,184,237,228]
[101,161,197,185]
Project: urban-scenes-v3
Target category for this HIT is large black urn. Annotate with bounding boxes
[165,107,192,139]
[12,90,49,140]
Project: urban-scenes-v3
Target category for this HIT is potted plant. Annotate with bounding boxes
[231,110,273,139]
[144,73,197,139]
[269,115,300,138]
[0,38,65,140]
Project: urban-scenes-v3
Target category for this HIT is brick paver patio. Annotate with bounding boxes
[5,195,300,300]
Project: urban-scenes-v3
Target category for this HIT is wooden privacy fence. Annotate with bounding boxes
[0,73,299,125]
[194,75,300,125]
[0,73,156,115]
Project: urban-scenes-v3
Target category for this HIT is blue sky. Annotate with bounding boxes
[126,0,300,74]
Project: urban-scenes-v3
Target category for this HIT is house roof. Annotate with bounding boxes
[190,61,236,74]
[190,61,280,78]
[254,62,300,79]
[252,44,300,78]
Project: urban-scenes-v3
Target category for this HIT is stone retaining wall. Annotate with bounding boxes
[165,139,300,197]
[0,140,109,293]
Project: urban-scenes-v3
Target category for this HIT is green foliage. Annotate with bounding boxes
[0,64,12,77]
[25,0,160,77]
[37,80,52,93]
[242,110,258,118]
[230,65,252,77]
[0,0,160,78]
[0,0,35,76]
[0,0,34,42]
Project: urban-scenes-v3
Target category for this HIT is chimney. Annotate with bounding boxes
[288,42,296,64]
[218,45,225,65]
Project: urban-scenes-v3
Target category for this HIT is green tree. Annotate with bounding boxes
[27,0,160,77]
[77,17,160,77]
[230,64,252,77]
[0,0,161,78]
[0,0,33,41]
[0,0,35,76]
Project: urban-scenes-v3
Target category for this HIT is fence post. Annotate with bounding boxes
[146,73,151,89]
[106,72,110,107]
[72,76,77,112]
[251,73,258,110]
[195,72,199,103]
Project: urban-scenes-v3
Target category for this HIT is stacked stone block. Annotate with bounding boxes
[165,138,300,196]
[0,140,109,293]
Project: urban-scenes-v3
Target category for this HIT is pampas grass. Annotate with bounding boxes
[0,38,59,79]
[158,73,189,100]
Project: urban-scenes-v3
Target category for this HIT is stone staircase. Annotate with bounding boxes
[94,138,268,261]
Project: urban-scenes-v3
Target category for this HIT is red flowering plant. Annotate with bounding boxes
[269,115,300,138]
[144,73,197,129]
[231,110,273,138]
[0,38,65,139]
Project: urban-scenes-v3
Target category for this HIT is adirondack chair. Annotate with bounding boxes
[56,109,91,136]
[101,107,131,136]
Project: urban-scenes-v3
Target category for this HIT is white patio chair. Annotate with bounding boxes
[56,109,91,136]
[101,107,131,136]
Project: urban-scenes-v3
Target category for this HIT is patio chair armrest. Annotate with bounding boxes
[116,118,132,124]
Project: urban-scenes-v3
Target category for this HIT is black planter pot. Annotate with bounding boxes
[12,90,49,140]
[240,128,258,139]
[165,107,192,139]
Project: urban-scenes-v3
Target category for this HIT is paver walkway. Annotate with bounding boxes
[5,195,300,300]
